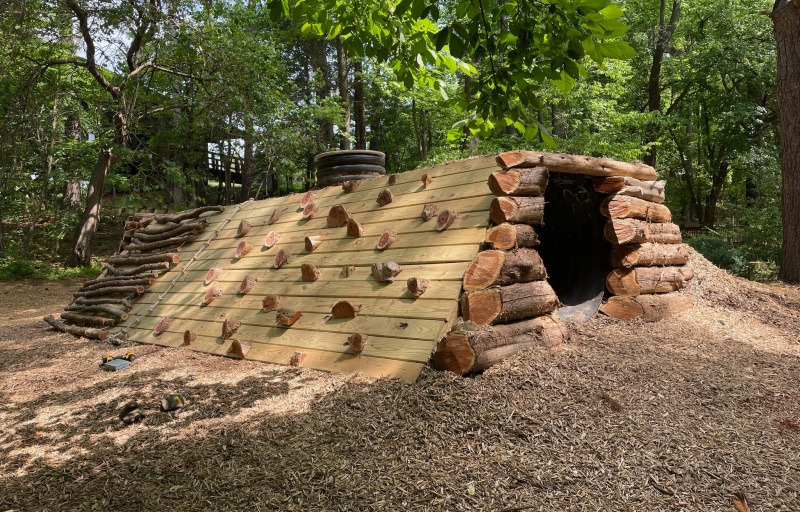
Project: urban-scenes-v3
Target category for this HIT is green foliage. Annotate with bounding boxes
[0,256,101,281]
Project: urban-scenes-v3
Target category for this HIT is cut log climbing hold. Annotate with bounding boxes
[332,300,362,319]
[261,294,281,312]
[204,267,222,285]
[264,231,278,248]
[221,318,242,340]
[276,308,302,326]
[238,275,258,295]
[346,218,365,237]
[236,219,252,237]
[346,333,368,355]
[227,339,251,358]
[327,205,351,227]
[153,316,174,335]
[421,203,439,222]
[234,241,253,259]
[388,174,397,185]
[376,229,397,250]
[407,277,429,298]
[421,174,432,188]
[299,191,316,209]
[268,207,287,225]
[301,263,321,282]
[289,351,307,367]
[302,202,320,219]
[436,210,459,231]
[202,287,223,305]
[342,180,360,193]
[376,189,394,207]
[183,330,196,346]
[304,235,323,252]
[273,248,291,269]
[371,262,402,283]
[344,265,356,277]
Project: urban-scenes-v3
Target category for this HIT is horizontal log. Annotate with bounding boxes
[43,315,108,339]
[154,205,224,223]
[600,293,693,321]
[60,312,117,327]
[484,223,539,250]
[80,275,156,292]
[462,281,559,327]
[73,297,133,310]
[432,314,568,374]
[600,195,672,222]
[127,234,196,253]
[64,304,130,320]
[606,266,694,296]
[463,249,546,291]
[610,243,691,268]
[73,285,145,298]
[133,222,204,242]
[490,196,545,225]
[103,261,170,277]
[487,168,548,196]
[497,151,657,180]
[134,221,179,236]
[604,219,682,245]
[592,176,666,203]
[106,253,180,265]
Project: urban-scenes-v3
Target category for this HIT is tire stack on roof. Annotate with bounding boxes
[314,150,386,188]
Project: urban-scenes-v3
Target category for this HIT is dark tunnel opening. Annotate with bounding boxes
[536,172,612,322]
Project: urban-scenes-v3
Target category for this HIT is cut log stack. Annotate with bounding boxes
[433,163,568,375]
[43,205,224,340]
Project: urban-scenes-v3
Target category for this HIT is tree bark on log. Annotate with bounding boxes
[301,264,321,282]
[332,300,362,318]
[484,223,539,250]
[154,205,224,224]
[610,243,691,268]
[593,177,666,203]
[606,266,694,296]
[133,222,204,243]
[490,196,545,225]
[221,318,241,340]
[106,253,180,265]
[421,203,439,222]
[432,314,568,374]
[601,195,672,222]
[73,297,132,310]
[135,221,179,236]
[81,277,155,292]
[346,218,365,237]
[327,205,351,227]
[496,151,657,180]
[74,285,144,298]
[183,330,196,345]
[407,277,429,298]
[371,262,402,282]
[488,168,548,196]
[305,235,323,252]
[83,272,158,288]
[463,249,547,291]
[462,281,559,327]
[376,188,394,207]
[376,229,397,250]
[604,219,682,245]
[276,308,302,326]
[227,339,251,358]
[103,261,170,277]
[43,315,108,339]
[61,312,117,327]
[64,304,129,320]
[600,293,692,321]
[342,180,360,193]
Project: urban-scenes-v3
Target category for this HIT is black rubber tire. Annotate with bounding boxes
[314,154,385,170]
[313,149,385,162]
[315,164,386,178]
[316,174,382,187]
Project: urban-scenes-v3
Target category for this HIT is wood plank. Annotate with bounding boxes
[120,328,425,382]
[126,303,445,343]
[195,227,486,261]
[133,292,459,322]
[146,275,465,300]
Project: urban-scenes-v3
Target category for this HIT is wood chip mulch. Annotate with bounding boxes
[1,249,799,511]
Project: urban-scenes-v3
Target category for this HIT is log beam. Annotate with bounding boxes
[484,223,539,250]
[604,219,682,245]
[490,196,545,225]
[462,281,559,326]
[601,195,672,222]
[610,243,691,268]
[497,151,657,180]
[593,176,666,203]
[463,249,547,291]
[488,168,548,196]
[606,266,694,296]
[600,293,693,321]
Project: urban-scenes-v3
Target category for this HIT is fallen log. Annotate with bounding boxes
[421,203,439,222]
[490,196,545,225]
[436,210,459,231]
[332,300,362,318]
[301,264,321,282]
[64,304,129,321]
[107,253,180,266]
[346,333,368,355]
[276,308,302,326]
[463,248,547,291]
[81,277,155,292]
[606,266,694,296]
[82,272,158,288]
[484,223,539,250]
[102,261,170,277]
[133,222,204,243]
[462,281,559,327]
[600,293,693,321]
[487,168,548,196]
[346,218,365,237]
[43,315,108,339]
[593,176,666,203]
[73,297,132,310]
[407,277,429,298]
[60,312,117,327]
[496,151,657,180]
[371,262,402,282]
[432,314,569,374]
[327,205,351,227]
[376,229,397,250]
[305,235,323,252]
[154,205,224,223]
[610,243,691,268]
[376,189,394,207]
[74,285,145,298]
[126,234,196,253]
[604,219,682,245]
[601,195,672,222]
[134,221,179,236]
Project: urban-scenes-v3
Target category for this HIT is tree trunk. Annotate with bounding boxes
[353,60,366,150]
[336,35,351,150]
[773,0,800,281]
[63,114,83,209]
[72,146,116,266]
[241,115,254,202]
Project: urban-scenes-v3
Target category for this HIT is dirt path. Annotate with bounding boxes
[1,253,799,510]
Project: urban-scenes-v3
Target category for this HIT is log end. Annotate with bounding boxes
[432,333,476,374]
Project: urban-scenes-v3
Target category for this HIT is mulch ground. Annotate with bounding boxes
[1,249,799,511]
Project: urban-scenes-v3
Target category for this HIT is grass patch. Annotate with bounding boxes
[0,257,102,281]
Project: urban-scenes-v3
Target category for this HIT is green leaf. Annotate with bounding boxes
[446,125,464,141]
[600,4,624,19]
[598,40,635,59]
[411,0,426,19]
[449,33,467,59]
[523,122,539,141]
[538,122,556,148]
[440,53,457,72]
[395,0,412,17]
[435,27,450,51]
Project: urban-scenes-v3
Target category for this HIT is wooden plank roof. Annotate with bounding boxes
[112,154,501,382]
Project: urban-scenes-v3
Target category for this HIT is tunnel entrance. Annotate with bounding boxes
[536,172,611,322]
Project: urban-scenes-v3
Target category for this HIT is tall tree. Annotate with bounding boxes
[772,0,800,281]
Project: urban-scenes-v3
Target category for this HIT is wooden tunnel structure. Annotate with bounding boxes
[45,151,693,382]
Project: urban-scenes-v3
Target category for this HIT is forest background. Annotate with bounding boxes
[0,0,787,281]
